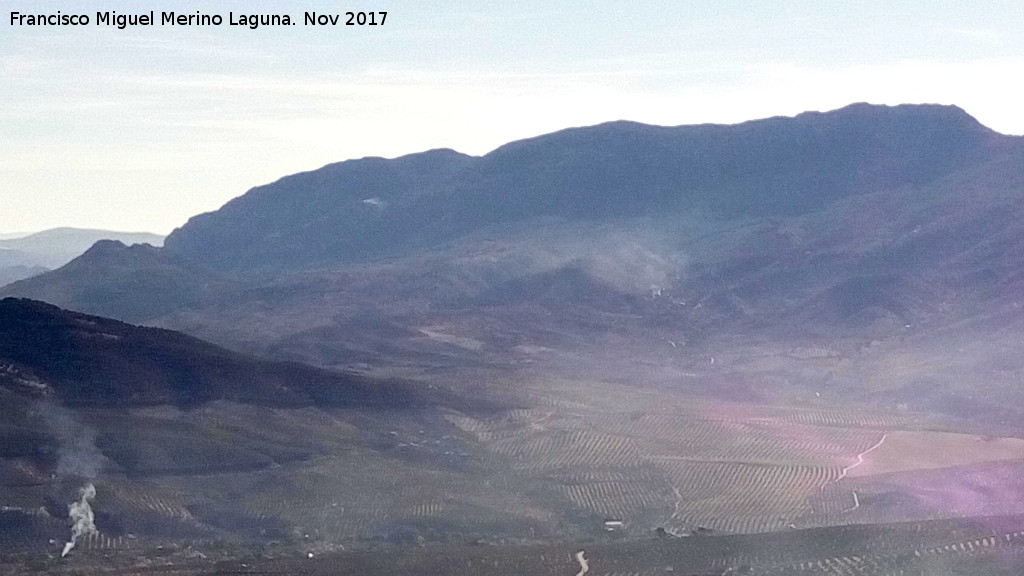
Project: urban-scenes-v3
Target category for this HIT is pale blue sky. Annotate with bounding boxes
[3,1,1023,234]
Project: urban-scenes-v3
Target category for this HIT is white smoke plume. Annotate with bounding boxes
[487,220,685,296]
[61,483,98,558]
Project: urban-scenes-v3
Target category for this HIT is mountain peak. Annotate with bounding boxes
[81,237,157,252]
[81,238,127,255]
[791,102,994,135]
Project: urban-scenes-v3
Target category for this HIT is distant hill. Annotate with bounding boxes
[0,227,164,270]
[0,247,42,268]
[0,263,49,287]
[1,240,233,322]
[7,104,1020,330]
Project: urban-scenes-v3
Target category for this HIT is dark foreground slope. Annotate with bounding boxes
[0,297,476,478]
[0,298,444,409]
[0,300,513,567]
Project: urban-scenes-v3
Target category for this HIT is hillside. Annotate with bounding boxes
[0,297,448,409]
[0,299,516,562]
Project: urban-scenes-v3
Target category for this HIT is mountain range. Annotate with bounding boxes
[164,103,1004,269]
[4,103,1024,418]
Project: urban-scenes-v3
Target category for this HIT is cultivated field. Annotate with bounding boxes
[5,369,1024,573]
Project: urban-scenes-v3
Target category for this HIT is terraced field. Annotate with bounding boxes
[443,377,1024,536]
[181,448,563,545]
[554,467,673,524]
[5,373,1024,574]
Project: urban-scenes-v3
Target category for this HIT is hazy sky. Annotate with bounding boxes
[3,1,1023,235]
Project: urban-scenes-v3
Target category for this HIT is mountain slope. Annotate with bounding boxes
[164,148,475,270]
[0,298,447,409]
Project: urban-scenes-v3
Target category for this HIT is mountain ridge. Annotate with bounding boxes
[162,102,1012,270]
